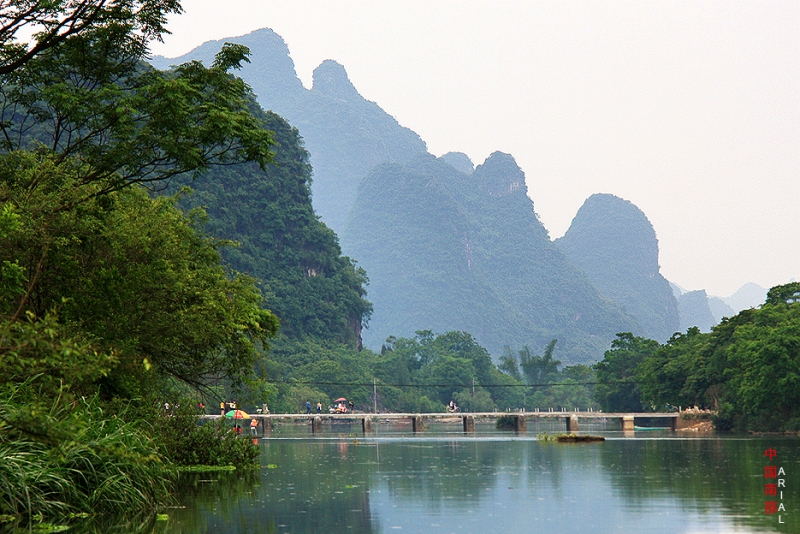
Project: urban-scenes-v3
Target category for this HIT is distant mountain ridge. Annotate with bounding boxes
[342,153,639,363]
[151,27,737,360]
[721,282,768,313]
[151,28,427,234]
[670,281,769,330]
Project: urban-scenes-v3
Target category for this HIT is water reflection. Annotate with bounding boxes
[162,425,798,534]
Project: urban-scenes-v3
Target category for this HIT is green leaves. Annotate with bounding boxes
[170,109,371,348]
[596,284,800,431]
[2,27,274,193]
[593,333,657,412]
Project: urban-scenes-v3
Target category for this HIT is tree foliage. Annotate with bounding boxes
[1,12,273,195]
[594,333,659,412]
[594,284,800,431]
[0,1,282,520]
[0,1,182,75]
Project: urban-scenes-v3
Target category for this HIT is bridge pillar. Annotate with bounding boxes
[463,415,475,433]
[566,414,579,432]
[362,416,373,433]
[412,416,424,433]
[622,416,635,431]
[262,418,272,436]
[514,415,527,433]
[312,416,322,433]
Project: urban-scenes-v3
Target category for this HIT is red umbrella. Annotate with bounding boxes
[334,398,347,403]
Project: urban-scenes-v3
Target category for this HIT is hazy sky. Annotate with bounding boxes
[150,1,799,298]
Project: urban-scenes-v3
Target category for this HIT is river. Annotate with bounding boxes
[160,420,797,534]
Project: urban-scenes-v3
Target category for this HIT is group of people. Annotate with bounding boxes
[220,400,237,415]
[305,399,355,414]
[232,419,260,436]
[330,400,354,413]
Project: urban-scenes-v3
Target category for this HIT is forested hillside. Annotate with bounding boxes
[342,153,638,363]
[171,106,372,349]
[555,193,680,342]
[151,28,428,234]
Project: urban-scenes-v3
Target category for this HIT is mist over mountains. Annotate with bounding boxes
[151,27,765,361]
[341,153,637,362]
[555,194,680,342]
[151,29,426,234]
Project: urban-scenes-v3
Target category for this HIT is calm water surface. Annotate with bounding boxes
[164,422,798,534]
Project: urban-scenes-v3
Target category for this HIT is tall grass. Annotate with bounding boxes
[0,391,174,522]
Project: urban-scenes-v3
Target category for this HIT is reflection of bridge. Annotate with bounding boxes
[201,411,684,437]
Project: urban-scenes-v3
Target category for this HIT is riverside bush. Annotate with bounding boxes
[156,402,259,467]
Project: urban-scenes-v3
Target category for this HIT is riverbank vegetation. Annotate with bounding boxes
[257,331,597,415]
[594,283,800,432]
[0,0,278,525]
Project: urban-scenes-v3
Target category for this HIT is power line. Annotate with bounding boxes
[284,380,647,388]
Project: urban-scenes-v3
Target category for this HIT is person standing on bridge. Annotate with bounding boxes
[316,401,322,414]
[306,400,312,414]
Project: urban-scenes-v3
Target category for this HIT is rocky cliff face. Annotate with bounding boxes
[677,290,716,333]
[555,194,680,342]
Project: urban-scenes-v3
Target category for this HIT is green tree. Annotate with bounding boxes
[0,1,181,75]
[519,340,559,385]
[636,327,709,411]
[0,155,277,398]
[498,346,522,381]
[722,291,800,429]
[594,333,659,412]
[0,0,283,520]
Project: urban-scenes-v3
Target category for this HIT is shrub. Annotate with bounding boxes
[712,403,735,431]
[496,416,517,430]
[155,402,259,467]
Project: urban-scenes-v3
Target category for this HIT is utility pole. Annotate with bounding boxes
[373,378,378,413]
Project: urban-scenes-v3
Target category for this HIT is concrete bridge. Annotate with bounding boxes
[202,410,685,437]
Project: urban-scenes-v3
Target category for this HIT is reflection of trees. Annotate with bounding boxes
[372,439,600,509]
[599,438,799,532]
[166,440,378,534]
[92,436,798,534]
[376,441,506,507]
[20,514,166,534]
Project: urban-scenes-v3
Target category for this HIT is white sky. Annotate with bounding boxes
[150,1,799,298]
